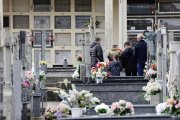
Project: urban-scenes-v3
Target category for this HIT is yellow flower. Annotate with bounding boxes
[40,60,47,65]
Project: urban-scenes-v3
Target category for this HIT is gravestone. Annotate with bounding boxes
[12,61,22,120]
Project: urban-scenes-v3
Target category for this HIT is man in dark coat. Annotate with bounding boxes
[90,37,104,67]
[120,41,137,76]
[134,33,147,76]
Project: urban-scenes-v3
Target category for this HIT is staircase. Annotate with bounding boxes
[42,72,177,120]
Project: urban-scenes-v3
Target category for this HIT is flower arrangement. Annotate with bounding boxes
[44,102,70,119]
[145,63,157,79]
[60,89,100,109]
[39,70,46,81]
[40,60,48,65]
[156,98,180,115]
[94,103,110,114]
[22,80,31,88]
[111,100,134,116]
[91,62,109,84]
[72,65,80,79]
[25,71,35,81]
[142,81,162,101]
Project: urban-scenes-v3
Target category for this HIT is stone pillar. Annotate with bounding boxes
[156,30,162,79]
[161,27,167,101]
[119,0,127,49]
[105,0,113,58]
[113,0,119,46]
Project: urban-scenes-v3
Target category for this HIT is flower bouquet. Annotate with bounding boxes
[39,70,46,81]
[91,62,108,84]
[21,80,32,102]
[145,63,157,80]
[156,98,180,115]
[44,102,70,120]
[142,81,162,101]
[72,65,80,79]
[94,103,110,115]
[111,100,134,116]
[25,71,35,81]
[60,89,100,118]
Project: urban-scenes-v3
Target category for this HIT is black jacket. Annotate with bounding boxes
[90,42,104,67]
[134,40,147,64]
[120,47,137,73]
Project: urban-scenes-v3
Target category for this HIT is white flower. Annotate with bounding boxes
[156,102,167,115]
[119,100,127,106]
[94,103,110,114]
[90,97,100,105]
[72,65,80,79]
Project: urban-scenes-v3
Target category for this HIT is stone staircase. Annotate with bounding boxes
[42,73,176,120]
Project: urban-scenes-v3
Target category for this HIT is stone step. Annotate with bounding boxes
[59,114,173,120]
[74,79,148,104]
[84,105,155,115]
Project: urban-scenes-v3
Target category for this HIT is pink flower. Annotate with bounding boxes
[126,102,133,109]
[22,80,31,88]
[111,102,119,111]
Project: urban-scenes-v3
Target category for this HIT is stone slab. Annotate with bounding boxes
[59,114,172,120]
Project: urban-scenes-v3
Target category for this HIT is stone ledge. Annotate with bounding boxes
[59,114,172,120]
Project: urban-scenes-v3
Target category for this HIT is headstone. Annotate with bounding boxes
[12,61,22,120]
[161,27,168,101]
[32,51,41,117]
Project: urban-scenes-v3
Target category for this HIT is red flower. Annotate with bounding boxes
[96,63,102,68]
[151,64,157,70]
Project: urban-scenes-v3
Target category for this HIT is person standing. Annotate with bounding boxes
[120,41,137,76]
[107,45,123,62]
[108,54,123,76]
[90,37,104,67]
[134,33,147,76]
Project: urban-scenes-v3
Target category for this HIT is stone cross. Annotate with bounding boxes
[32,50,42,117]
[80,17,96,82]
[34,50,40,92]
[156,30,162,79]
[40,31,47,73]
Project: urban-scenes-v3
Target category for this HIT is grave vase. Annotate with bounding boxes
[95,77,103,84]
[21,88,29,102]
[71,108,83,118]
[149,78,155,82]
[40,80,45,88]
[150,94,160,106]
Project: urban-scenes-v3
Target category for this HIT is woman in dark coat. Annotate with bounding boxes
[120,41,137,76]
[90,37,104,67]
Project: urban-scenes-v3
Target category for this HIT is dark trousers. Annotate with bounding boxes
[137,63,145,76]
[125,72,137,76]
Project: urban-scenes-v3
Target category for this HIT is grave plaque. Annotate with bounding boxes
[55,33,71,46]
[127,19,153,30]
[34,16,50,28]
[76,16,91,29]
[55,16,71,29]
[55,0,70,12]
[55,50,71,65]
